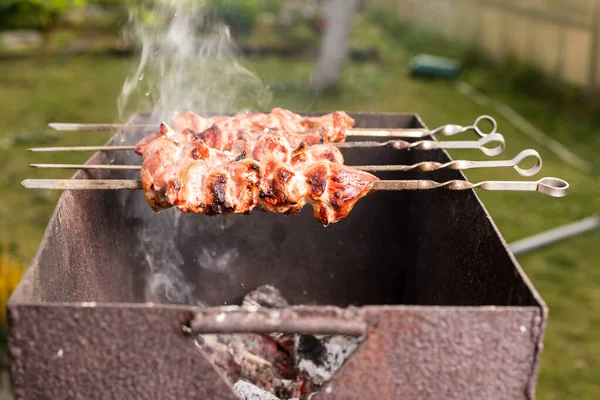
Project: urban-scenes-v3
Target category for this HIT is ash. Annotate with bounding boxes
[234,380,287,400]
[295,334,361,385]
[195,285,361,400]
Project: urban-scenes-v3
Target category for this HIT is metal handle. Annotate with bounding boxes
[372,177,569,197]
[453,149,542,176]
[352,149,542,176]
[435,133,506,156]
[431,115,498,138]
[176,307,368,337]
[477,177,570,197]
[342,134,506,156]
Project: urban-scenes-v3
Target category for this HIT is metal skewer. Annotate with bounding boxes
[28,145,136,152]
[335,133,506,156]
[352,115,498,138]
[27,134,506,156]
[21,177,569,197]
[29,149,542,177]
[48,123,157,131]
[22,179,143,190]
[30,164,142,171]
[352,149,540,176]
[372,177,568,197]
[48,115,498,139]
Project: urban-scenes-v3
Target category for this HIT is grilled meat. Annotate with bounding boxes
[137,123,376,225]
[171,107,354,144]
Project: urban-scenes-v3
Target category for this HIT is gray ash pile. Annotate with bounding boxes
[195,285,363,400]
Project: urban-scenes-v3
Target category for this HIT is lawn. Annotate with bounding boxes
[0,32,598,398]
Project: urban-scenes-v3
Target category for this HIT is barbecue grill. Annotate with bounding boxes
[9,112,561,399]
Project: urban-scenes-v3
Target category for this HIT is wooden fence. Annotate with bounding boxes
[368,0,600,98]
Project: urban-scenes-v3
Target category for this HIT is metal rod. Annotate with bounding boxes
[21,179,142,190]
[48,115,498,139]
[21,177,569,197]
[509,216,600,256]
[181,308,367,336]
[335,133,506,156]
[372,177,568,197]
[28,149,542,177]
[352,115,498,138]
[28,146,136,152]
[30,164,141,171]
[27,134,505,155]
[48,123,156,131]
[354,149,540,176]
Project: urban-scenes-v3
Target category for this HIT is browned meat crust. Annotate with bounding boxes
[137,122,376,226]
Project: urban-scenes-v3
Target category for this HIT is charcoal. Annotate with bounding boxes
[294,334,362,385]
[234,380,281,400]
[243,285,295,358]
[195,285,360,399]
[295,335,326,363]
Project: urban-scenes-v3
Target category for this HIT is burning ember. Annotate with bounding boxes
[196,285,362,399]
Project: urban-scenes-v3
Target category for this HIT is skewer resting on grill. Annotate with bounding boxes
[49,113,498,139]
[26,111,567,225]
[334,134,505,156]
[29,149,543,177]
[28,134,506,156]
[20,177,569,197]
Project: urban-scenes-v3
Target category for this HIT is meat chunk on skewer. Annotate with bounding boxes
[137,122,376,225]
[305,161,378,225]
[163,156,376,225]
[171,107,354,144]
[135,123,327,156]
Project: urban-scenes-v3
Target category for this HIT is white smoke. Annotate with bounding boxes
[119,0,271,305]
[118,0,271,122]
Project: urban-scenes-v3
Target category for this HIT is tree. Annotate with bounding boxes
[0,0,88,30]
[311,0,359,91]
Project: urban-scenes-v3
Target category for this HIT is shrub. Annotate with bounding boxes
[207,0,262,36]
[0,0,87,30]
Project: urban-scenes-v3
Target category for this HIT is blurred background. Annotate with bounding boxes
[0,0,599,398]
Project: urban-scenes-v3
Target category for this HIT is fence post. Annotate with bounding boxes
[476,0,484,51]
[586,0,600,102]
[556,25,565,81]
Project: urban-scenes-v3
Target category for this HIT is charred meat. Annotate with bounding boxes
[136,123,377,226]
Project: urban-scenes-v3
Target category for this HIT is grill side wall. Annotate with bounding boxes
[8,304,240,400]
[317,307,544,400]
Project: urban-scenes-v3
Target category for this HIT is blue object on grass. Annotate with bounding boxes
[409,54,462,79]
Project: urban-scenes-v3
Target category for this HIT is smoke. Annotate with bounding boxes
[138,210,197,304]
[118,0,271,122]
[119,0,271,305]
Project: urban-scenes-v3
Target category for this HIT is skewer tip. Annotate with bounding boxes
[48,123,82,131]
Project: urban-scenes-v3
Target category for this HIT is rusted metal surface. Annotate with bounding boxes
[8,304,240,400]
[8,112,547,399]
[182,306,367,336]
[316,307,544,400]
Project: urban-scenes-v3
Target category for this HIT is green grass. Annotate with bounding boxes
[0,34,598,398]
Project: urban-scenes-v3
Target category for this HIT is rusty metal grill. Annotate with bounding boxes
[9,113,547,399]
